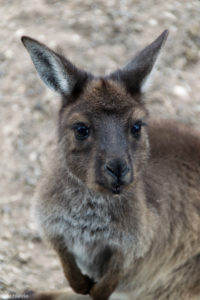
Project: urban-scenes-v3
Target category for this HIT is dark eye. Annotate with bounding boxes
[73,123,90,140]
[131,121,146,138]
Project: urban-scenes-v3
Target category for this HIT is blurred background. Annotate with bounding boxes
[0,0,200,294]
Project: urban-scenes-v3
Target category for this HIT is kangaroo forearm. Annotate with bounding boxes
[54,243,94,294]
[90,276,119,300]
[90,253,122,300]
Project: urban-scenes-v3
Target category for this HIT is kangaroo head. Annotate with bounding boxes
[22,30,168,195]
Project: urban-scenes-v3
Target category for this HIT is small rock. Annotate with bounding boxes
[4,50,13,59]
[18,252,31,264]
[2,125,13,136]
[184,48,199,64]
[188,23,200,39]
[175,57,187,69]
[2,231,12,240]
[148,19,158,26]
[72,34,80,42]
[29,152,37,162]
[134,23,143,33]
[15,28,25,38]
[173,86,189,99]
[163,11,177,21]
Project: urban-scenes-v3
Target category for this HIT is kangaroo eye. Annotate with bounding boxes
[73,123,90,140]
[131,121,145,138]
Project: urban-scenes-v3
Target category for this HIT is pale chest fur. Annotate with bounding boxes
[61,191,128,280]
[37,185,150,283]
[50,188,135,281]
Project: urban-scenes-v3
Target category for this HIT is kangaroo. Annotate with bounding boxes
[21,30,200,300]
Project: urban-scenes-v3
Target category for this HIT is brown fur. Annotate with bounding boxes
[21,31,200,300]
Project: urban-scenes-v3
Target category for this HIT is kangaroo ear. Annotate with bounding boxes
[110,30,169,95]
[21,36,88,97]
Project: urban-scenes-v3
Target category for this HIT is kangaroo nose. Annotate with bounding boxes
[104,159,129,181]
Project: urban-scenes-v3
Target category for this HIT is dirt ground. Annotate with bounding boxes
[0,0,200,296]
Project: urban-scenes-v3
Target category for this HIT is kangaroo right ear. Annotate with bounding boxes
[21,36,88,98]
[109,30,169,95]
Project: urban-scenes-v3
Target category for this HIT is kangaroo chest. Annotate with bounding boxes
[63,193,128,281]
[69,217,115,281]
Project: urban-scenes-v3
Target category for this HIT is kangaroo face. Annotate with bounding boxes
[59,79,149,195]
[22,30,168,195]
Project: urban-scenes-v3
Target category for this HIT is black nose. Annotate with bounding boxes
[104,159,129,182]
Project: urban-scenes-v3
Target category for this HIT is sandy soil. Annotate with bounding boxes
[0,0,200,295]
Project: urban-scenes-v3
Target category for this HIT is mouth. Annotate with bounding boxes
[95,180,124,195]
[111,184,123,194]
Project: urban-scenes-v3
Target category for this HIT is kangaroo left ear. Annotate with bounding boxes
[21,36,89,99]
[110,30,169,95]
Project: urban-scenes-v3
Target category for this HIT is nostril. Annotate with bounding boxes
[121,165,129,178]
[104,160,130,180]
[104,164,117,179]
